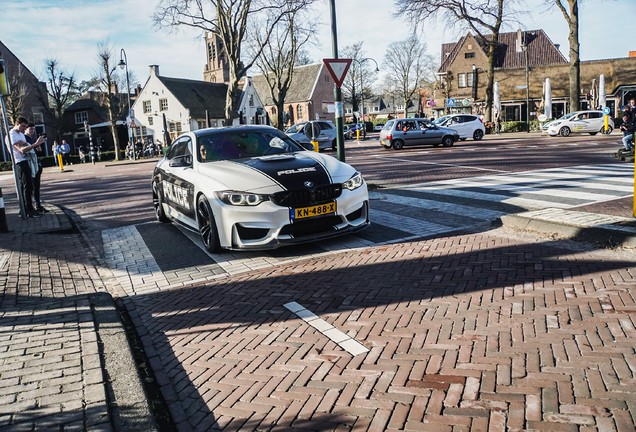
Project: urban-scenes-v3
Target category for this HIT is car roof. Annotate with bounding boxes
[191,124,279,137]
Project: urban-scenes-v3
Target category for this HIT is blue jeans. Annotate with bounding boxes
[622,133,634,150]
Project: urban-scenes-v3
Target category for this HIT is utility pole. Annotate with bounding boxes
[329,0,345,162]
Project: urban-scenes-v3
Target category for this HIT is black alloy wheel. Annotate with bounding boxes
[473,129,484,141]
[442,136,454,147]
[392,140,404,150]
[197,195,220,253]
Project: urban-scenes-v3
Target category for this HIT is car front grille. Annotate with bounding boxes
[279,215,343,237]
[271,184,342,207]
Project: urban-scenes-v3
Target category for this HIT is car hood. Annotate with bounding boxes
[196,151,356,194]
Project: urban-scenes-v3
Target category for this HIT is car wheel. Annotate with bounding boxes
[602,126,613,134]
[560,127,571,137]
[442,136,454,147]
[473,129,484,141]
[332,139,337,150]
[392,140,404,150]
[197,195,221,253]
[152,181,169,223]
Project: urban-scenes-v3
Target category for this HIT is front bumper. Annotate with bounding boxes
[212,184,370,250]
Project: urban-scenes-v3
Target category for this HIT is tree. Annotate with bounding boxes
[341,42,378,122]
[383,35,432,118]
[553,0,580,113]
[36,59,78,144]
[394,0,515,122]
[4,63,27,126]
[251,7,315,130]
[154,0,314,125]
[93,41,127,161]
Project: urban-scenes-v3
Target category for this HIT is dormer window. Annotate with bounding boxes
[465,52,476,59]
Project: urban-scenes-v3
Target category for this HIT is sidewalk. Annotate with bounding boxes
[0,201,157,431]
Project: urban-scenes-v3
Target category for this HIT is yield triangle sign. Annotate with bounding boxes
[323,58,352,88]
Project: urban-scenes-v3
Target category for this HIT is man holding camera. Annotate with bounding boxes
[5,117,45,218]
[24,122,49,213]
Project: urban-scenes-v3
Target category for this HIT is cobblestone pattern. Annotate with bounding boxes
[0,212,113,430]
[573,197,635,219]
[123,227,636,431]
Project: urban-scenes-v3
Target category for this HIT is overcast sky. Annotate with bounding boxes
[1,0,632,90]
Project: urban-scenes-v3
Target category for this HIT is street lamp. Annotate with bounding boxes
[353,58,379,138]
[118,48,134,160]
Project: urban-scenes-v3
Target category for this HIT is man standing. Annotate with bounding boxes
[24,123,49,213]
[5,117,45,218]
[61,140,71,165]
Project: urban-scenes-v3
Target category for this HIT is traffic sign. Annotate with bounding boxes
[462,98,471,106]
[427,100,435,107]
[130,119,137,128]
[447,99,456,107]
[323,59,352,88]
[603,107,610,115]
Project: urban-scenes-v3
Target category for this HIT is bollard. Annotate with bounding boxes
[0,186,8,233]
[311,141,319,152]
[57,153,64,170]
[356,129,360,140]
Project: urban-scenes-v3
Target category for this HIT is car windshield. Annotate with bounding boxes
[197,129,305,162]
[286,123,305,134]
[384,120,395,130]
[560,113,577,120]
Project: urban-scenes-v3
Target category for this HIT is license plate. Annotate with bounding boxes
[381,140,385,145]
[291,202,336,220]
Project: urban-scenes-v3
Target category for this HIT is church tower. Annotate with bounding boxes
[203,32,229,84]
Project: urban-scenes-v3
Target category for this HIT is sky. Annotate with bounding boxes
[1,0,633,90]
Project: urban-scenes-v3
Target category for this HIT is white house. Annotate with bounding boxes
[131,65,265,143]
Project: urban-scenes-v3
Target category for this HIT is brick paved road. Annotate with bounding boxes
[122,226,636,431]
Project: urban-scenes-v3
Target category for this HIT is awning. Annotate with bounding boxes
[376,114,390,119]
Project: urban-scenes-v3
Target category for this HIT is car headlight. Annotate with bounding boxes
[216,191,269,206]
[343,172,364,191]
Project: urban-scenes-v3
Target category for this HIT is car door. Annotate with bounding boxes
[418,120,442,145]
[569,113,589,133]
[446,116,465,137]
[587,112,603,131]
[159,136,197,224]
[398,120,422,146]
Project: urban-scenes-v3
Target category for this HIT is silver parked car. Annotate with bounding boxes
[379,118,459,150]
[286,121,337,150]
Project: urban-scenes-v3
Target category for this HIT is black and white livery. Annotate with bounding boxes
[152,125,369,251]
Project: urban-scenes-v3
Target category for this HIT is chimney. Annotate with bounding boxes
[555,44,560,51]
[516,29,523,53]
[149,65,160,76]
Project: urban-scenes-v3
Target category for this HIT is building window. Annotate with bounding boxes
[160,99,168,111]
[249,94,254,107]
[75,111,88,124]
[457,73,466,88]
[148,116,153,126]
[176,122,182,133]
[467,72,474,88]
[297,105,304,119]
[169,122,176,132]
[33,112,44,124]
[465,52,476,59]
[346,108,352,114]
[143,100,152,113]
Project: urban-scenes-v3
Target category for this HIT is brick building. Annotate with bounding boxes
[0,40,52,159]
[434,30,636,121]
[251,63,336,128]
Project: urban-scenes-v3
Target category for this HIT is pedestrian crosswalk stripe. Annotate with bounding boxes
[369,208,458,237]
[372,191,506,221]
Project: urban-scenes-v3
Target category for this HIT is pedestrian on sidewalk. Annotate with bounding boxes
[619,113,635,154]
[24,122,49,213]
[61,140,71,165]
[495,110,502,135]
[4,116,45,218]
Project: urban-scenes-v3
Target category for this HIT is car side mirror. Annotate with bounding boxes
[169,154,193,167]
[300,142,315,151]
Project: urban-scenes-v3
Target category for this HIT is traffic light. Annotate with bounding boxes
[586,93,591,101]
[83,121,89,134]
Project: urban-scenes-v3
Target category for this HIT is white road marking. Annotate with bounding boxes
[371,156,510,173]
[283,302,369,356]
